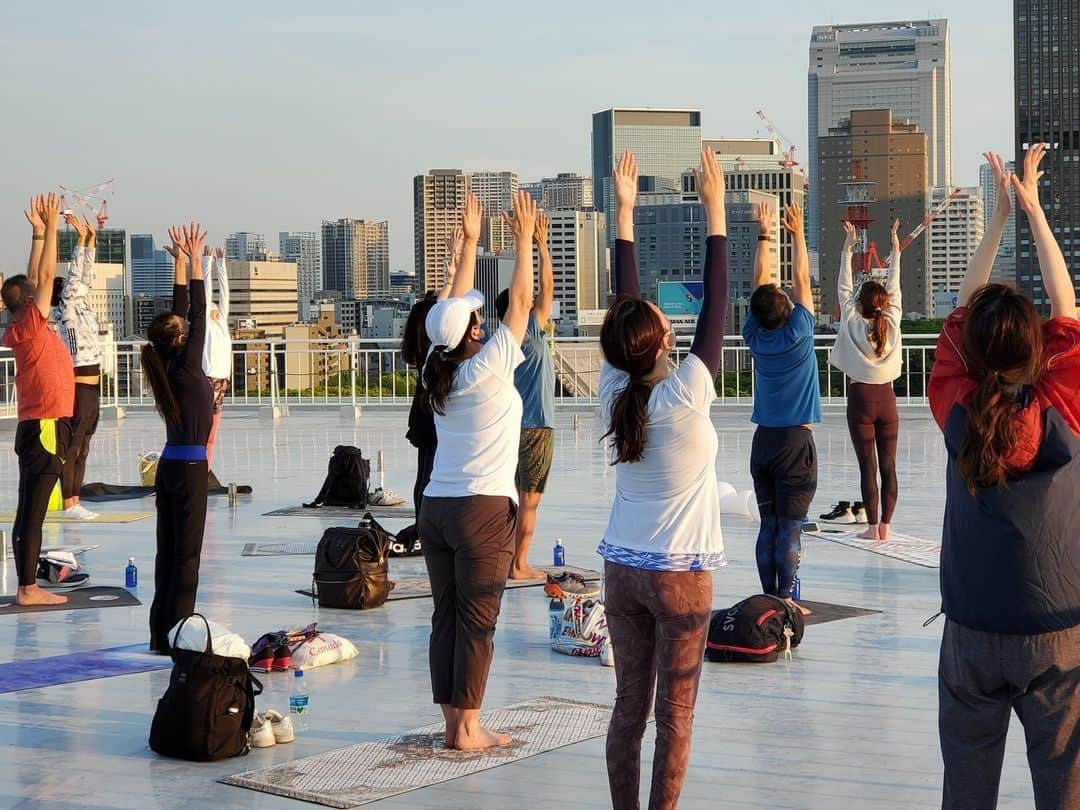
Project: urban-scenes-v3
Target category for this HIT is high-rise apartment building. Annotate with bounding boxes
[929,186,983,297]
[808,19,951,248]
[86,262,129,335]
[546,209,606,334]
[706,138,809,287]
[129,234,174,298]
[481,215,516,255]
[592,108,703,261]
[470,171,518,215]
[1015,1,1080,307]
[279,231,322,312]
[320,219,390,299]
[227,260,299,337]
[524,173,594,210]
[817,109,931,317]
[226,232,268,261]
[414,169,471,292]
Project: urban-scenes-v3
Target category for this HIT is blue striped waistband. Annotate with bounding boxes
[161,444,207,462]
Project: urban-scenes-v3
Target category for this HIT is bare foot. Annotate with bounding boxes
[508,564,546,581]
[785,597,812,616]
[16,585,68,606]
[439,705,460,749]
[453,724,512,751]
[878,524,891,541]
[856,525,880,541]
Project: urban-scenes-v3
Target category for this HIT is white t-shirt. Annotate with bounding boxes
[424,324,525,503]
[597,353,725,571]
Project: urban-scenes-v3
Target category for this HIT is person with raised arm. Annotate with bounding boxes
[929,146,1080,809]
[201,245,232,470]
[3,193,75,605]
[828,218,903,540]
[598,149,727,810]
[744,200,819,617]
[417,191,535,751]
[142,223,214,653]
[495,209,556,580]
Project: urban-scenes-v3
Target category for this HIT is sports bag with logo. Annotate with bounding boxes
[705,594,805,663]
[552,599,609,657]
[305,445,371,509]
[149,614,263,761]
[312,513,394,609]
[390,523,423,557]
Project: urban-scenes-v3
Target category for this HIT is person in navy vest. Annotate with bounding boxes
[929,147,1080,809]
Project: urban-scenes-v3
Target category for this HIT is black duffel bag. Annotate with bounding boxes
[149,614,263,761]
[390,523,423,557]
[312,513,394,609]
[705,595,805,663]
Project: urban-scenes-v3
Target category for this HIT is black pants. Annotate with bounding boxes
[149,459,209,651]
[13,419,70,586]
[846,382,899,525]
[418,495,516,709]
[414,444,436,521]
[60,383,100,500]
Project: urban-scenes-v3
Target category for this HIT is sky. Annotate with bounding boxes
[0,1,1013,278]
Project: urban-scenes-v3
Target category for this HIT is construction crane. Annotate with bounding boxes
[755,109,800,169]
[58,179,115,229]
[860,187,964,270]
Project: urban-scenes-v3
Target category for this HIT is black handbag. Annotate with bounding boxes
[312,513,394,609]
[149,614,263,761]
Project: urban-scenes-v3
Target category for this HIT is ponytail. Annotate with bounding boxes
[957,373,1019,494]
[869,309,887,357]
[143,312,184,427]
[603,379,653,464]
[421,311,476,415]
[857,280,889,357]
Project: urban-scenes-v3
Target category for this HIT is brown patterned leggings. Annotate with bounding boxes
[604,561,713,810]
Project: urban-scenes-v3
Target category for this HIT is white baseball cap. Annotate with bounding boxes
[424,290,485,356]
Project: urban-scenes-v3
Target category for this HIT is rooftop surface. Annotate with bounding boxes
[0,409,1041,809]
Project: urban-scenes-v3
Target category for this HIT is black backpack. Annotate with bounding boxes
[390,523,424,557]
[305,446,371,509]
[705,595,805,663]
[312,513,394,609]
[149,614,263,761]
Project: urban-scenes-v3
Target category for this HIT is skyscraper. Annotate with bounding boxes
[279,231,321,311]
[808,20,951,249]
[414,169,470,292]
[546,209,606,334]
[979,159,1016,282]
[1015,0,1080,307]
[469,171,518,215]
[928,186,983,297]
[320,219,390,299]
[129,234,174,299]
[225,232,268,261]
[523,173,595,210]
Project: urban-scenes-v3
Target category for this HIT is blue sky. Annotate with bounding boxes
[0,1,1012,276]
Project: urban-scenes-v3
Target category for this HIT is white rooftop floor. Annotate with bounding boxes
[0,409,1041,809]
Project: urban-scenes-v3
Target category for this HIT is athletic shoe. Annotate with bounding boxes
[249,632,284,672]
[821,506,856,524]
[599,639,615,668]
[272,644,292,671]
[368,488,406,507]
[36,554,90,587]
[545,572,600,599]
[60,504,97,520]
[265,709,294,743]
[250,714,276,748]
[818,501,851,521]
[852,503,869,524]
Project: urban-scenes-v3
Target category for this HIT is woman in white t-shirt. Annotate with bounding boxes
[417,191,536,751]
[599,149,728,809]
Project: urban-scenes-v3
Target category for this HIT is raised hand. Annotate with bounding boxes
[461,194,483,243]
[781,202,804,238]
[24,196,45,232]
[65,213,89,243]
[83,215,97,247]
[182,221,207,258]
[983,151,1013,219]
[693,147,726,213]
[502,190,537,245]
[203,245,212,257]
[446,224,464,259]
[613,149,639,211]
[533,210,549,247]
[755,202,772,237]
[40,193,61,231]
[842,221,857,251]
[163,226,185,260]
[1011,142,1047,215]
[890,219,901,253]
[214,246,225,259]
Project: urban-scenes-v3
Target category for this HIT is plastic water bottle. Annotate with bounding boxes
[290,669,309,730]
[553,539,565,567]
[125,558,138,592]
[791,576,801,601]
[548,598,565,642]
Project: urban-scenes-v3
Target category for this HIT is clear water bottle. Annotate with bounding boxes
[553,538,565,567]
[548,598,564,642]
[125,558,138,592]
[791,575,801,601]
[289,669,309,731]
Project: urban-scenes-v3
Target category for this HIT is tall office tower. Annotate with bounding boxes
[521,181,544,205]
[591,108,703,261]
[808,19,951,249]
[727,189,781,333]
[481,215,516,255]
[525,173,595,210]
[817,109,931,318]
[546,209,606,334]
[414,169,470,292]
[320,219,390,299]
[1015,0,1080,307]
[129,234,174,298]
[705,138,809,286]
[59,228,126,265]
[227,260,299,337]
[979,159,1018,284]
[279,231,322,312]
[474,252,516,325]
[87,262,129,335]
[225,232,268,261]
[929,187,984,307]
[470,171,518,215]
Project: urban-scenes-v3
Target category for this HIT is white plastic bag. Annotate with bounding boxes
[552,600,608,657]
[290,633,359,669]
[168,616,250,660]
[718,484,760,520]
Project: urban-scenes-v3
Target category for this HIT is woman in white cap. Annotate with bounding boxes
[418,190,537,750]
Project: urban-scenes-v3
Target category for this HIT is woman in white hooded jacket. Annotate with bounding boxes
[828,219,903,541]
[201,246,231,469]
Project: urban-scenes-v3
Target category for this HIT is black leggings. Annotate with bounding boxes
[12,419,70,586]
[150,459,208,651]
[60,383,100,499]
[846,382,899,525]
[414,444,436,522]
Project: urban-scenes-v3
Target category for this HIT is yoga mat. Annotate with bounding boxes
[80,482,253,501]
[264,504,413,520]
[797,600,881,625]
[0,511,153,524]
[0,586,140,614]
[803,528,941,569]
[221,696,612,808]
[0,643,169,693]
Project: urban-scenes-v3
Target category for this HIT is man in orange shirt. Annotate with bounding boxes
[2,193,75,605]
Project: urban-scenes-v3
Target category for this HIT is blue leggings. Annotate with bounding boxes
[755,517,803,599]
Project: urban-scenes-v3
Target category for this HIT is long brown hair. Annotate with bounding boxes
[421,310,479,415]
[600,294,668,464]
[401,291,438,368]
[142,313,184,426]
[858,280,889,357]
[956,284,1044,493]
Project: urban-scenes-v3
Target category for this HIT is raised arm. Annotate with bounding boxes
[449,195,482,299]
[1012,143,1077,320]
[533,211,554,326]
[958,152,1012,307]
[35,194,61,318]
[59,214,89,305]
[838,220,856,306]
[437,225,464,301]
[785,202,813,312]
[24,196,46,283]
[885,219,901,302]
[499,190,537,343]
[163,226,188,317]
[752,201,773,291]
[213,246,229,319]
[83,215,97,287]
[179,222,208,374]
[202,246,216,311]
[688,147,729,375]
[612,149,641,298]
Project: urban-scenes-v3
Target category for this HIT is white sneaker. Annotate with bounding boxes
[61,504,98,520]
[250,713,276,748]
[265,709,294,743]
[599,639,615,668]
[368,488,405,507]
[852,506,868,524]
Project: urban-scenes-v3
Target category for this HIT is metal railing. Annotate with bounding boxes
[0,332,942,418]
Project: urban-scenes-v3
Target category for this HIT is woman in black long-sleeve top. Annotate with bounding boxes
[142,223,215,653]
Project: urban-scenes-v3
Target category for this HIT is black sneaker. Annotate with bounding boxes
[36,557,91,587]
[852,502,869,524]
[819,501,854,522]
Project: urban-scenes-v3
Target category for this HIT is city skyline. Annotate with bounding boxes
[0,4,1012,277]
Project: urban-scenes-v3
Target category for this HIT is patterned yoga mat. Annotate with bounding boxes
[804,528,940,568]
